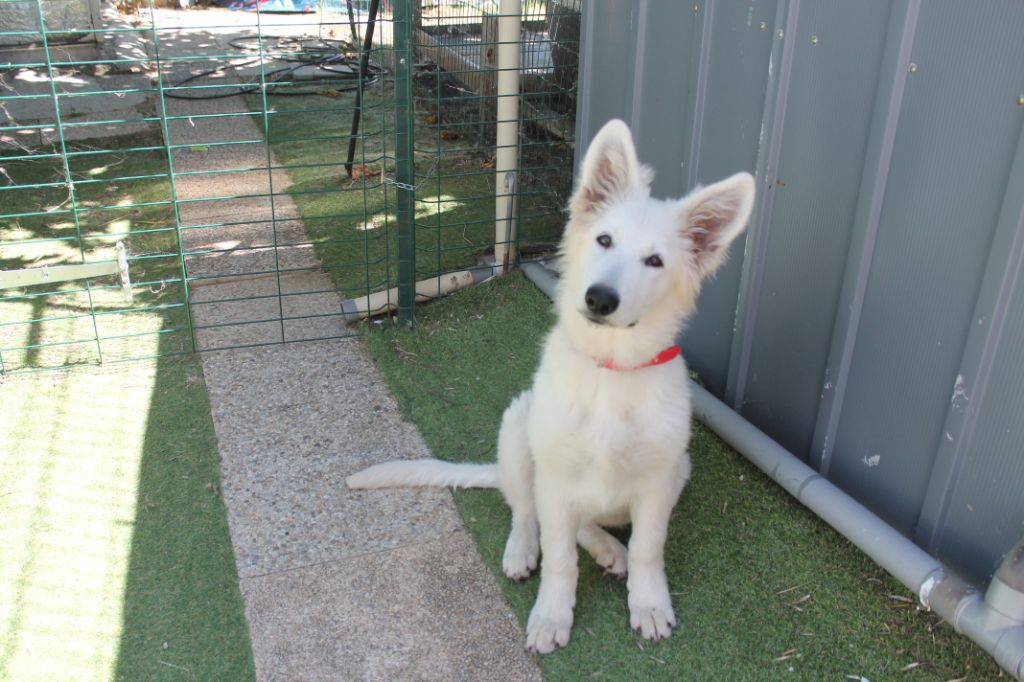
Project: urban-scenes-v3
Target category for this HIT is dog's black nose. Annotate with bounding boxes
[585,285,620,317]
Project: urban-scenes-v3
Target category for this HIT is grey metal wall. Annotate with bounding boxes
[576,0,1024,588]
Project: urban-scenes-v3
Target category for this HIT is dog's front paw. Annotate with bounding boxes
[502,529,539,581]
[628,566,676,640]
[629,601,676,641]
[526,601,573,653]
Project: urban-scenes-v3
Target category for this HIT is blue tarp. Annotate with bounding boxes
[209,0,376,14]
[212,0,319,12]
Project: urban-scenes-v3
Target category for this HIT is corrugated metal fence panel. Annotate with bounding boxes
[629,0,698,198]
[826,0,1024,543]
[676,0,777,398]
[916,79,1024,583]
[932,244,1024,583]
[575,0,639,144]
[736,0,892,460]
[577,0,1024,587]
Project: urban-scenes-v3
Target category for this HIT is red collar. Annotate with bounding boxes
[599,345,682,371]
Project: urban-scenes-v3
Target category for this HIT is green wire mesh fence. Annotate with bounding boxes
[0,0,579,374]
[411,0,578,282]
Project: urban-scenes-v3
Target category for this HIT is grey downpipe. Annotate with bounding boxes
[519,262,1024,680]
[520,261,558,297]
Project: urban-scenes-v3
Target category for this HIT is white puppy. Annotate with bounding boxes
[348,119,755,654]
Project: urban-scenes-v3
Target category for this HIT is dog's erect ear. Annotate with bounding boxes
[569,119,652,219]
[680,172,756,277]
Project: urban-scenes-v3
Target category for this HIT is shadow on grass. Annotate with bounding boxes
[112,323,254,681]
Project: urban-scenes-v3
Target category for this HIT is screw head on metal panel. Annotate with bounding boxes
[908,62,917,73]
[759,21,767,31]
[1018,94,1024,106]
[693,4,699,14]
[811,35,818,45]
[777,29,784,39]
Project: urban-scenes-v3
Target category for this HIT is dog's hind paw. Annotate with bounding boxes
[602,562,627,579]
[595,542,628,579]
[629,603,676,641]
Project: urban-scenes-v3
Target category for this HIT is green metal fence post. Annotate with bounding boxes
[33,0,105,364]
[253,9,287,344]
[393,0,416,328]
[147,0,198,354]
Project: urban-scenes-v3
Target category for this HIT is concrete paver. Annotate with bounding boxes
[201,341,462,578]
[242,531,542,682]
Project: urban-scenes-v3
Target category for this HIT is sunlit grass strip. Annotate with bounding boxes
[0,330,159,679]
[0,347,255,678]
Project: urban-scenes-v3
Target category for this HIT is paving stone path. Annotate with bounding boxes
[152,9,540,680]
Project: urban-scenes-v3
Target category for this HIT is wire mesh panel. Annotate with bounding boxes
[0,0,581,374]
[1,0,181,372]
[1,0,402,372]
[411,0,579,283]
[153,8,401,350]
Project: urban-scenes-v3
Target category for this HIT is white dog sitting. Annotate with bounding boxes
[348,119,755,653]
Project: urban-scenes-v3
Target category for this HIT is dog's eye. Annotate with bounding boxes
[596,234,612,248]
[644,254,664,268]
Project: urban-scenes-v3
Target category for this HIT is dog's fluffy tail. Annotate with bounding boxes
[346,459,500,490]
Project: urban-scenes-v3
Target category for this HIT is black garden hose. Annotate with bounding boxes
[163,33,385,100]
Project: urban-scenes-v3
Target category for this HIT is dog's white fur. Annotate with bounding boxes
[347,119,755,654]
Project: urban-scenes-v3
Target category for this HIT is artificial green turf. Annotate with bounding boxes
[363,273,1004,681]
